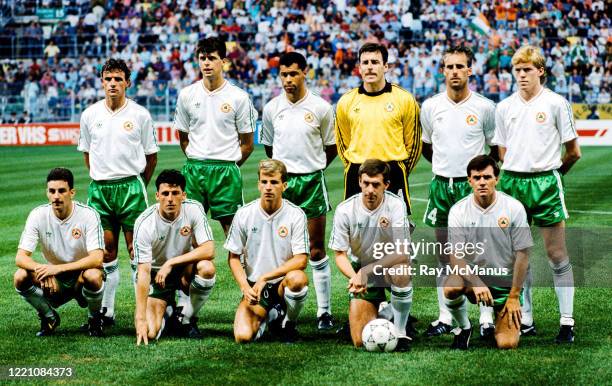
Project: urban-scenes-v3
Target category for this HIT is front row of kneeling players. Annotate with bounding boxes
[15,156,531,350]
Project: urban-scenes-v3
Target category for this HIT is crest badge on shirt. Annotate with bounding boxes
[304,112,314,123]
[220,103,232,113]
[379,217,390,229]
[72,228,82,239]
[466,114,478,126]
[180,225,192,236]
[385,102,395,112]
[123,121,134,131]
[277,225,288,238]
[536,112,546,123]
[497,216,510,229]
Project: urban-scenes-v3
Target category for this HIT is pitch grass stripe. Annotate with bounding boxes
[571,210,612,215]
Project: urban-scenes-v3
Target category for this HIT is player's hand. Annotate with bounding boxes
[40,276,59,296]
[472,286,493,306]
[155,263,172,288]
[252,279,266,303]
[242,284,259,305]
[348,272,367,295]
[35,264,61,281]
[499,296,522,330]
[136,319,148,346]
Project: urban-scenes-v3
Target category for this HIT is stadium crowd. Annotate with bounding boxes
[0,0,609,123]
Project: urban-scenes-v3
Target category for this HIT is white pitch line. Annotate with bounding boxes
[411,197,428,202]
[410,182,430,187]
[571,210,612,215]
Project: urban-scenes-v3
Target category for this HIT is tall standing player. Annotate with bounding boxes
[226,160,309,343]
[134,170,215,344]
[493,45,581,343]
[335,42,421,215]
[78,58,159,325]
[174,36,257,235]
[261,52,337,330]
[420,46,498,339]
[15,168,105,337]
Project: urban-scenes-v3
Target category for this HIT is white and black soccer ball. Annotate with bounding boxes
[361,318,398,352]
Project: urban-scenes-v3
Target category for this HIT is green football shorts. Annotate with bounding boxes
[348,261,389,307]
[423,175,472,227]
[284,171,331,219]
[45,270,105,308]
[183,159,243,220]
[246,280,284,311]
[88,176,148,231]
[148,267,184,304]
[498,170,568,226]
[467,285,524,311]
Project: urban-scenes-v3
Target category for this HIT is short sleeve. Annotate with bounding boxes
[329,207,350,252]
[510,204,534,252]
[191,202,214,245]
[447,205,467,252]
[260,102,274,146]
[320,104,336,146]
[173,90,191,133]
[134,219,153,264]
[224,211,246,255]
[18,209,41,253]
[77,110,91,152]
[235,93,258,134]
[290,210,309,256]
[556,98,578,143]
[84,208,103,252]
[483,101,497,146]
[492,104,506,146]
[420,100,433,144]
[141,111,160,155]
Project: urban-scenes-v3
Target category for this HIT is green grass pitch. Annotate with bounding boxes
[0,145,610,385]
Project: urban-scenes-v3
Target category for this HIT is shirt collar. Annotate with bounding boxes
[358,81,392,96]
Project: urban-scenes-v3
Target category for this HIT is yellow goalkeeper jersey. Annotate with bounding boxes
[335,82,422,172]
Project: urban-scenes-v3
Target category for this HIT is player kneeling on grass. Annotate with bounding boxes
[134,170,215,345]
[15,168,105,337]
[443,155,532,350]
[330,159,414,351]
[226,159,309,343]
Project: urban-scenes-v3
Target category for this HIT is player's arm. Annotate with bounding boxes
[500,248,529,329]
[178,131,189,156]
[334,250,367,294]
[34,249,103,281]
[421,142,433,163]
[16,249,41,272]
[142,153,157,186]
[264,145,273,158]
[498,146,506,162]
[228,251,258,304]
[559,139,581,175]
[155,240,214,287]
[324,145,337,167]
[334,100,351,165]
[237,132,254,166]
[83,152,90,170]
[320,104,337,167]
[488,145,500,162]
[403,96,423,172]
[135,262,152,345]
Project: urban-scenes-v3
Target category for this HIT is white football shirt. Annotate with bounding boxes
[133,199,214,269]
[329,191,410,264]
[173,80,257,162]
[224,199,309,283]
[19,202,104,265]
[493,88,578,172]
[448,191,533,271]
[421,92,496,177]
[78,99,159,181]
[261,90,335,173]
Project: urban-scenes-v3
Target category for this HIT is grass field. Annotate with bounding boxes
[0,145,611,385]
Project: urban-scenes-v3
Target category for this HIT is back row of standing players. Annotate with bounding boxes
[15,37,580,348]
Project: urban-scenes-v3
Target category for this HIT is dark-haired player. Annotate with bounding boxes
[78,58,159,325]
[261,52,336,330]
[134,170,215,344]
[420,46,498,339]
[174,36,257,235]
[15,168,105,337]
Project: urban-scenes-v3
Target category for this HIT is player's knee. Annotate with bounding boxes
[196,260,215,279]
[82,268,104,289]
[103,248,118,262]
[13,268,30,289]
[444,286,464,299]
[284,270,308,291]
[496,334,519,349]
[309,247,326,261]
[147,328,158,340]
[234,326,254,343]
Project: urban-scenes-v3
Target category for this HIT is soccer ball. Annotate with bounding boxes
[361,318,398,352]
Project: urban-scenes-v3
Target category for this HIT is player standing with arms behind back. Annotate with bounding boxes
[420,46,498,339]
[174,36,257,235]
[261,52,337,331]
[493,45,581,343]
[78,58,159,325]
